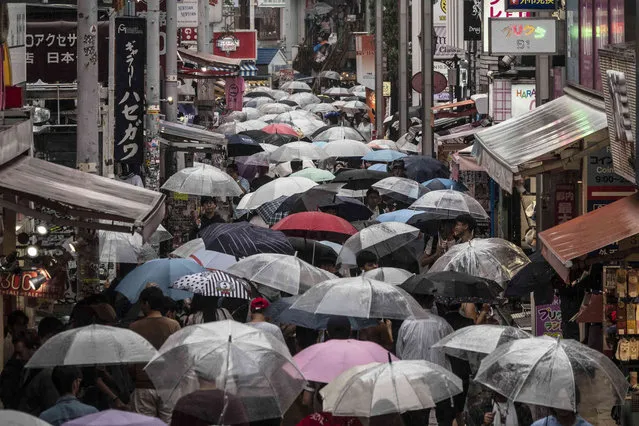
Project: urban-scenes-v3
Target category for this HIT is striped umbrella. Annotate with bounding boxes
[171,270,251,299]
[200,222,295,257]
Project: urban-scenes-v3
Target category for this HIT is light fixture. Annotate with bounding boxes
[63,237,84,255]
[29,273,47,291]
[36,225,48,236]
[15,224,22,232]
[26,246,39,258]
[201,66,207,72]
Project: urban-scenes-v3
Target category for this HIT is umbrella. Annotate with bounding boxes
[285,238,339,265]
[237,120,270,132]
[277,189,373,222]
[338,222,420,265]
[272,212,358,243]
[98,230,145,264]
[258,102,295,115]
[432,325,531,361]
[290,277,427,320]
[319,70,341,80]
[273,110,316,123]
[253,195,290,226]
[376,209,435,231]
[474,336,629,412]
[339,100,370,113]
[368,139,399,150]
[273,160,317,177]
[187,248,238,270]
[285,92,322,107]
[278,99,299,107]
[323,140,372,158]
[349,220,380,231]
[226,111,247,122]
[0,410,51,426]
[226,134,264,157]
[262,123,300,136]
[144,320,306,421]
[237,177,317,210]
[115,259,202,303]
[505,251,557,301]
[171,238,205,258]
[401,156,449,182]
[160,164,243,197]
[171,270,251,299]
[362,150,407,163]
[262,133,308,146]
[306,103,338,114]
[282,81,313,93]
[243,96,273,108]
[244,91,274,99]
[396,132,421,154]
[367,163,388,172]
[332,169,390,190]
[323,87,351,97]
[429,238,530,286]
[239,129,269,141]
[150,225,173,244]
[200,222,294,256]
[290,168,335,182]
[332,100,347,109]
[226,253,336,295]
[62,409,166,426]
[399,271,503,304]
[241,107,262,121]
[319,360,463,417]
[362,267,414,285]
[422,178,468,192]
[372,177,430,204]
[285,118,325,137]
[410,189,489,221]
[270,141,328,162]
[26,324,157,368]
[171,389,250,426]
[313,126,366,142]
[349,85,366,96]
[309,2,334,15]
[294,339,399,384]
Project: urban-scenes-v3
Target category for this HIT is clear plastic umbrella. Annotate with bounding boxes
[323,87,351,97]
[150,225,173,244]
[290,168,336,182]
[236,177,317,210]
[270,141,328,163]
[226,253,337,294]
[0,410,52,426]
[269,89,288,100]
[429,238,530,286]
[289,277,427,320]
[99,230,144,263]
[319,360,463,417]
[323,140,371,158]
[372,177,430,204]
[258,102,295,115]
[281,81,313,93]
[338,222,420,265]
[306,103,338,114]
[368,139,399,150]
[144,320,305,422]
[349,85,366,97]
[26,324,157,368]
[362,267,414,285]
[319,70,341,80]
[171,238,205,258]
[313,126,365,142]
[285,92,321,106]
[236,119,269,132]
[242,107,263,120]
[475,336,629,412]
[432,325,531,361]
[160,164,243,197]
[273,110,316,122]
[243,96,273,108]
[340,100,371,113]
[409,189,489,220]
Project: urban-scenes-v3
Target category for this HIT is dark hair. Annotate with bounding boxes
[163,296,178,316]
[326,316,351,340]
[38,317,64,340]
[201,196,216,205]
[226,163,239,172]
[295,327,319,351]
[455,214,477,233]
[12,330,39,350]
[356,251,378,269]
[51,366,82,395]
[7,310,28,328]
[366,188,380,198]
[139,286,166,312]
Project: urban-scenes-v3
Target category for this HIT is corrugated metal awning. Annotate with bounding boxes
[473,93,608,191]
[177,48,241,67]
[539,194,639,282]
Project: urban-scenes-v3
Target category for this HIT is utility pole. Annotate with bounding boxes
[198,0,209,53]
[249,0,255,30]
[374,0,383,139]
[165,0,178,122]
[421,0,434,157]
[146,0,161,191]
[398,0,408,136]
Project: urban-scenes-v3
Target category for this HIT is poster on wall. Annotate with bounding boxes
[355,34,375,91]
[510,83,536,117]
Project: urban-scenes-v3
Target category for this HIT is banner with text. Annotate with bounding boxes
[355,34,375,91]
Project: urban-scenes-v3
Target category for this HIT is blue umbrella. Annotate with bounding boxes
[115,258,203,303]
[367,163,388,172]
[422,178,468,192]
[362,150,407,163]
[226,134,264,157]
[200,222,295,257]
[377,209,438,233]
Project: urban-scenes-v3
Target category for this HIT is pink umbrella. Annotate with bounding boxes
[262,123,300,136]
[293,339,398,383]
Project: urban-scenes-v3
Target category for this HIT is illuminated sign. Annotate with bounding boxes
[482,0,529,54]
[216,35,240,54]
[489,18,558,55]
[506,0,557,11]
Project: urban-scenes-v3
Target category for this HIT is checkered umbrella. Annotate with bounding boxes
[171,270,252,299]
[256,196,290,225]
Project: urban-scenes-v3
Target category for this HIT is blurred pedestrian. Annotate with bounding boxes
[248,297,286,346]
[39,366,98,426]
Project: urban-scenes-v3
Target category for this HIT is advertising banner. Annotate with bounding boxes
[225,76,245,111]
[177,0,198,28]
[534,296,563,337]
[483,0,529,53]
[355,34,375,91]
[506,0,557,11]
[212,30,257,60]
[489,18,558,55]
[510,83,536,117]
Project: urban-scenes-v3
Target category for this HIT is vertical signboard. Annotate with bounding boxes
[463,0,482,41]
[579,0,593,89]
[534,296,563,337]
[114,17,146,165]
[565,0,579,85]
[7,3,26,85]
[609,0,624,44]
[355,34,375,91]
[225,76,245,111]
[593,0,609,92]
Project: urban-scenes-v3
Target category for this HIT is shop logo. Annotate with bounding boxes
[217,35,239,54]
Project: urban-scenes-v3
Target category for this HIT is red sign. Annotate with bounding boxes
[212,31,257,60]
[0,269,65,300]
[180,27,198,41]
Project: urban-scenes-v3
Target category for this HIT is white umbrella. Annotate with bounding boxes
[320,360,463,417]
[340,100,371,113]
[319,70,341,80]
[284,118,325,137]
[273,110,316,122]
[172,270,251,298]
[313,126,365,142]
[226,253,337,295]
[323,87,351,97]
[410,189,489,220]
[285,92,321,106]
[349,85,366,96]
[150,224,172,244]
[242,107,263,120]
[161,163,243,197]
[269,89,288,100]
[270,141,328,162]
[281,81,313,93]
[243,96,273,108]
[362,267,414,285]
[338,222,420,265]
[171,238,205,258]
[0,410,51,426]
[332,100,347,109]
[98,230,144,263]
[272,160,317,177]
[187,248,238,270]
[323,140,372,158]
[258,102,295,115]
[259,114,278,123]
[432,324,531,361]
[306,103,338,114]
[259,142,279,153]
[26,324,158,368]
[368,139,399,150]
[237,176,317,210]
[236,119,269,132]
[372,177,429,204]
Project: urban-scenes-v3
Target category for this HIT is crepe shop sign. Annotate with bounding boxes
[489,18,558,55]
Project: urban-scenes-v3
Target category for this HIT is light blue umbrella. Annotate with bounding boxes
[376,209,437,233]
[115,258,204,303]
[421,178,468,192]
[367,163,388,172]
[312,141,328,148]
[362,150,407,163]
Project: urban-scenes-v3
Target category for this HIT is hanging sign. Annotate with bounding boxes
[114,17,146,165]
[489,18,558,55]
[177,0,198,28]
[506,0,558,11]
[463,0,482,41]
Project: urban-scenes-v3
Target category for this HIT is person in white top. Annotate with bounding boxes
[247,297,286,346]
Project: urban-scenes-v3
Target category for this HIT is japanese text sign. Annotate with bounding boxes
[114,17,146,165]
[535,296,562,337]
[506,0,557,11]
[554,184,576,224]
[489,18,558,55]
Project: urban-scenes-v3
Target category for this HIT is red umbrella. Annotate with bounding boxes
[272,212,357,243]
[262,123,300,136]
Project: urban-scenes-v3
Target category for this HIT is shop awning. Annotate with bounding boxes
[539,194,639,282]
[158,120,226,146]
[0,156,165,241]
[177,48,241,67]
[473,90,608,191]
[240,62,258,77]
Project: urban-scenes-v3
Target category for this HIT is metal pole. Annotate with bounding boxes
[374,0,383,139]
[165,0,178,122]
[146,0,161,191]
[105,8,116,178]
[249,0,255,30]
[398,0,408,136]
[198,0,209,53]
[421,0,434,157]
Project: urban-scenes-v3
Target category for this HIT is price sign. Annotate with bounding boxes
[489,18,558,55]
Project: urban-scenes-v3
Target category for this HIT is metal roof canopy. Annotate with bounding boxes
[158,120,226,146]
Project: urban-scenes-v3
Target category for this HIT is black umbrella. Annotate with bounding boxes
[332,169,391,190]
[287,237,338,265]
[238,130,269,142]
[276,188,373,221]
[402,156,450,183]
[505,251,556,304]
[226,134,264,157]
[278,99,299,107]
[400,271,503,303]
[262,133,310,146]
[244,91,274,99]
[200,222,294,257]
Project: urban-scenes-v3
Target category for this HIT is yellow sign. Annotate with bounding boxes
[173,192,189,201]
[383,81,391,97]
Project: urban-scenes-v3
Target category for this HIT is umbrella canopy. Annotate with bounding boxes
[270,141,328,162]
[262,123,300,136]
[98,230,145,264]
[226,253,336,295]
[243,97,273,108]
[262,133,309,147]
[187,249,238,270]
[0,410,51,426]
[332,169,390,190]
[294,339,399,384]
[505,251,557,302]
[432,325,531,361]
[362,267,414,285]
[367,163,388,172]
[171,270,251,299]
[290,277,426,320]
[285,92,320,106]
[239,129,269,141]
[290,168,335,182]
[62,409,166,426]
[160,164,243,197]
[200,222,294,257]
[272,212,358,243]
[410,189,489,221]
[362,150,407,163]
[227,134,264,157]
[400,271,503,304]
[241,107,264,121]
[171,238,205,258]
[323,87,351,97]
[26,324,157,368]
[422,178,468,192]
[277,189,372,222]
[281,81,313,92]
[258,102,295,115]
[338,222,420,265]
[402,156,449,182]
[349,85,366,96]
[313,126,365,142]
[368,139,399,150]
[320,360,463,417]
[323,140,372,158]
[272,109,316,122]
[245,91,275,99]
[306,103,338,114]
[475,336,629,412]
[319,70,341,79]
[237,120,270,132]
[236,177,317,210]
[171,389,250,426]
[373,177,430,204]
[144,320,306,421]
[376,209,435,232]
[429,238,530,286]
[339,100,370,113]
[115,259,202,303]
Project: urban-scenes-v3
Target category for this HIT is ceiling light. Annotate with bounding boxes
[26,246,39,258]
[36,225,48,236]
[29,273,47,291]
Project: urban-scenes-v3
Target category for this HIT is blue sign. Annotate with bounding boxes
[506,0,557,11]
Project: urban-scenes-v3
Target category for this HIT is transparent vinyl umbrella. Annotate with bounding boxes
[236,177,317,210]
[337,222,420,266]
[372,177,429,204]
[160,163,243,197]
[432,325,531,361]
[362,267,414,285]
[409,189,489,221]
[0,410,52,426]
[269,142,328,163]
[323,140,372,158]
